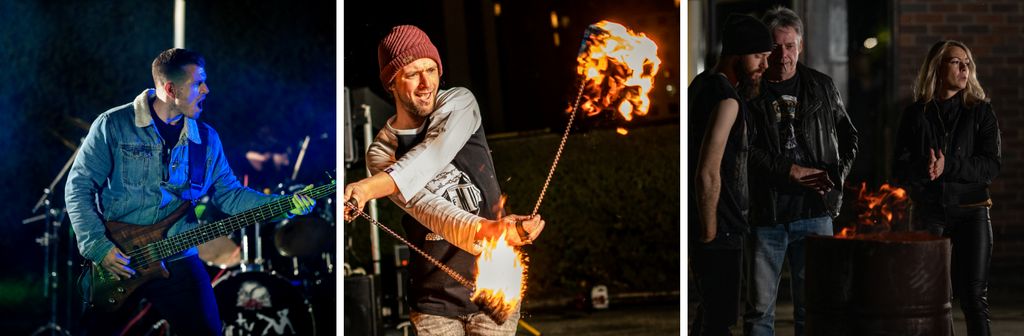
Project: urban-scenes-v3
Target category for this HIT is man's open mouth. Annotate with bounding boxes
[415,92,432,102]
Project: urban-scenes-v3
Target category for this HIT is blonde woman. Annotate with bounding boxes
[892,40,999,336]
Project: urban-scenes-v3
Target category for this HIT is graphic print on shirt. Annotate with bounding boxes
[425,164,482,213]
[421,164,483,242]
[774,94,805,164]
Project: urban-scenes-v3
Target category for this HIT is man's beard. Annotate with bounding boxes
[396,90,437,118]
[733,61,763,101]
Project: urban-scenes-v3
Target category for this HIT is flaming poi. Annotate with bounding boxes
[572,20,661,121]
[470,195,528,324]
[533,20,662,216]
[471,22,664,323]
[471,230,527,324]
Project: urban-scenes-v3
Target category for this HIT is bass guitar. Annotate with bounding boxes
[88,182,336,313]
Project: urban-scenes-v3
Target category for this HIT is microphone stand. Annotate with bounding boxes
[23,191,72,336]
[24,146,80,336]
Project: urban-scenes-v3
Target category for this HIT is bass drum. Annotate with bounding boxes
[213,271,316,336]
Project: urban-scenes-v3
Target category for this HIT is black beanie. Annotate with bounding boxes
[720,14,774,56]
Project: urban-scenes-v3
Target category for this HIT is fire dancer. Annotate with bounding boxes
[688,14,772,335]
[742,6,859,336]
[892,40,999,336]
[342,25,544,335]
[65,48,316,335]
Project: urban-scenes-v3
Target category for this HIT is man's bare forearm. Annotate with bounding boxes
[695,173,720,242]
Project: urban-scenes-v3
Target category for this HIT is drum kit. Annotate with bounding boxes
[196,183,337,280]
[193,182,336,336]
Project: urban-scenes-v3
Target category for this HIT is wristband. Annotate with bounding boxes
[515,220,532,245]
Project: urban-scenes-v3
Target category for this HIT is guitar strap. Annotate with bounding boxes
[183,122,209,224]
[186,122,210,202]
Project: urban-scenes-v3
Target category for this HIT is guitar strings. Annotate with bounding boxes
[125,198,289,265]
[125,200,288,267]
[120,184,333,268]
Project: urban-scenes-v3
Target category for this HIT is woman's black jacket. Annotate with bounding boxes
[892,93,1000,206]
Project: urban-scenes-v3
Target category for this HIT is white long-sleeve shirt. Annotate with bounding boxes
[366,87,490,255]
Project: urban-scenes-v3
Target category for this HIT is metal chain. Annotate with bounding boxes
[344,202,476,292]
[532,79,587,217]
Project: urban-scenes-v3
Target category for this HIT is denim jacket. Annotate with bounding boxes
[66,89,283,264]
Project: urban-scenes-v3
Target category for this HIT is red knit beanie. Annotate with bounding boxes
[378,25,443,90]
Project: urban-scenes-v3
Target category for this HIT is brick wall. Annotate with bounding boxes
[898,0,1024,288]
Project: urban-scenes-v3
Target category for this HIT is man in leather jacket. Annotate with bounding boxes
[741,6,858,336]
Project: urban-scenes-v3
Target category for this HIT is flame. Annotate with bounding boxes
[835,182,910,239]
[473,195,527,318]
[572,20,661,121]
[616,127,628,135]
[472,231,526,315]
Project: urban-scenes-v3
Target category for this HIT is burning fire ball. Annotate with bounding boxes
[472,231,527,325]
[572,20,661,121]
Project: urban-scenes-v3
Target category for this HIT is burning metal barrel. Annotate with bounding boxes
[804,231,951,336]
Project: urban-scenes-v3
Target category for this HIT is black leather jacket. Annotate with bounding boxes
[746,63,859,226]
[892,93,1000,206]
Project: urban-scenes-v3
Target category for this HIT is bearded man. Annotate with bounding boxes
[343,25,545,335]
[687,13,773,335]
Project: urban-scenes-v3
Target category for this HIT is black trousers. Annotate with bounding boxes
[913,203,993,336]
[689,244,742,336]
[75,255,222,336]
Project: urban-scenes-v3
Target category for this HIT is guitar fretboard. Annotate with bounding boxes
[148,183,335,260]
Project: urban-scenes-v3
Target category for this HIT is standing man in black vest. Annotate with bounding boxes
[688,14,773,335]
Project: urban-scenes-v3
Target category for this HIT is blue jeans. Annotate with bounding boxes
[410,307,521,336]
[743,217,832,336]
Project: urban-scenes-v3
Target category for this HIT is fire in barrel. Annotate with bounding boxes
[805,183,951,335]
[835,182,910,238]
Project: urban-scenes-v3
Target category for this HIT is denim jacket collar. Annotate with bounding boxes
[131,89,203,146]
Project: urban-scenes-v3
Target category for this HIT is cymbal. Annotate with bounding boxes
[274,217,335,257]
[198,236,241,268]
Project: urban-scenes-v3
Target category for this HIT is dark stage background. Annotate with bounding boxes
[0,0,336,334]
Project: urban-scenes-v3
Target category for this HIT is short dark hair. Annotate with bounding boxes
[152,48,206,85]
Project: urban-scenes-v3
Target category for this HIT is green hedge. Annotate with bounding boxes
[344,124,680,299]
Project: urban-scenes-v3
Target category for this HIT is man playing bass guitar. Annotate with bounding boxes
[65,48,317,336]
